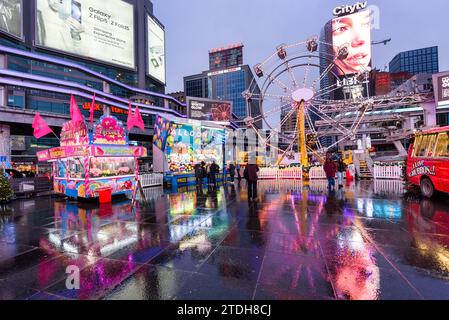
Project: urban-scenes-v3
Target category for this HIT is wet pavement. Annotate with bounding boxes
[1,179,449,300]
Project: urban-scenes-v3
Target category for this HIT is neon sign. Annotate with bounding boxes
[333,1,368,17]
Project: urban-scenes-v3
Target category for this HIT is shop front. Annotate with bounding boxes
[152,115,229,189]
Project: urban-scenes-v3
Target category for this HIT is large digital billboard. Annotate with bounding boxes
[0,0,22,38]
[187,97,232,123]
[147,15,165,84]
[435,74,449,105]
[36,0,135,69]
[332,9,372,76]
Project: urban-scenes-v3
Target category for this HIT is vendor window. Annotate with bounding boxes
[69,158,85,179]
[89,157,135,178]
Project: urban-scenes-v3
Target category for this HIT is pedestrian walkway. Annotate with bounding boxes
[1,180,449,300]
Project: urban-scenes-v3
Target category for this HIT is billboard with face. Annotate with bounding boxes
[147,15,165,84]
[36,0,135,69]
[332,9,372,76]
[0,0,22,38]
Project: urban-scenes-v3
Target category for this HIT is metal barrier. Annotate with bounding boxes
[309,166,327,180]
[10,177,52,196]
[374,180,405,195]
[373,162,405,180]
[258,167,303,180]
[139,173,164,188]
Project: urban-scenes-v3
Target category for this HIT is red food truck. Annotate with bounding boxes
[407,126,449,198]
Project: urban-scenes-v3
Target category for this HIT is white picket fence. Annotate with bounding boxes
[373,162,405,181]
[139,173,164,188]
[258,167,303,180]
[374,180,405,195]
[309,166,327,180]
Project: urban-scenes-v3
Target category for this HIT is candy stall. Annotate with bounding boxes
[37,116,146,199]
[152,115,228,189]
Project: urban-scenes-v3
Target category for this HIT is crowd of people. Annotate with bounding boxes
[193,161,260,202]
[193,153,348,202]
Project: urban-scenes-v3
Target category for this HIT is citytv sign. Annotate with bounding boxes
[333,1,368,17]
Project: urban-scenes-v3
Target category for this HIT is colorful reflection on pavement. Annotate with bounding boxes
[1,180,449,300]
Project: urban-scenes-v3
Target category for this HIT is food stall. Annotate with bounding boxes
[37,116,146,199]
[152,115,229,189]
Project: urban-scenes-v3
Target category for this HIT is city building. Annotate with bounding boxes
[0,0,185,172]
[389,46,439,75]
[371,70,412,96]
[433,71,449,126]
[184,43,261,127]
[167,91,187,115]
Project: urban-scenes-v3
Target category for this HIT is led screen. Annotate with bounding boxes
[36,0,135,69]
[147,15,165,84]
[332,10,372,76]
[0,0,21,38]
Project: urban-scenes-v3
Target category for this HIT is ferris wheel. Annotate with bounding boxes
[241,37,373,166]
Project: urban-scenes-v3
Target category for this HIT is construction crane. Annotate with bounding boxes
[372,38,392,46]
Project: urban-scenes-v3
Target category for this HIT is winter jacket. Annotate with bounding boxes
[323,160,337,178]
[244,164,259,182]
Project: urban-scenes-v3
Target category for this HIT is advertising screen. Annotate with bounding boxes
[332,9,372,76]
[436,75,449,104]
[147,15,165,84]
[163,121,225,173]
[36,0,135,69]
[0,0,22,38]
[187,98,232,123]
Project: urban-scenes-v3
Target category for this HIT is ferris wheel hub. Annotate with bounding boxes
[291,88,314,103]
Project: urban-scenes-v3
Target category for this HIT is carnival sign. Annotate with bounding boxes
[60,121,89,147]
[408,160,436,178]
[93,116,127,145]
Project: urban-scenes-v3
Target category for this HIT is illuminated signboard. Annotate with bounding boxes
[93,146,146,157]
[37,150,50,162]
[187,97,232,122]
[0,0,22,38]
[82,103,130,116]
[147,15,165,84]
[209,44,243,71]
[93,116,127,145]
[60,120,89,147]
[333,1,368,17]
[436,75,449,105]
[332,9,371,77]
[36,0,135,69]
[207,66,241,77]
[49,147,67,159]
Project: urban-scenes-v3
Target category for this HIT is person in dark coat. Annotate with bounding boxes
[228,163,236,182]
[323,154,338,192]
[336,157,347,188]
[209,161,220,189]
[194,162,204,190]
[244,163,260,202]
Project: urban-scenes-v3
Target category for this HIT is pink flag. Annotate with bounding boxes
[127,102,136,131]
[89,93,96,125]
[32,113,53,139]
[134,106,145,131]
[70,95,84,123]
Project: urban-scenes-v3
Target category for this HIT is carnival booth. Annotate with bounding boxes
[152,115,228,189]
[37,116,146,199]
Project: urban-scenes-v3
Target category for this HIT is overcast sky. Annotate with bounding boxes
[151,0,448,93]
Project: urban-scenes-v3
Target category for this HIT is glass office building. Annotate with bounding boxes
[184,44,261,126]
[389,47,439,75]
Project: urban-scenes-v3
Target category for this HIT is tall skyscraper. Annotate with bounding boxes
[184,44,261,127]
[389,46,439,75]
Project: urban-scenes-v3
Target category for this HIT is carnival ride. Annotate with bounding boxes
[241,38,434,170]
